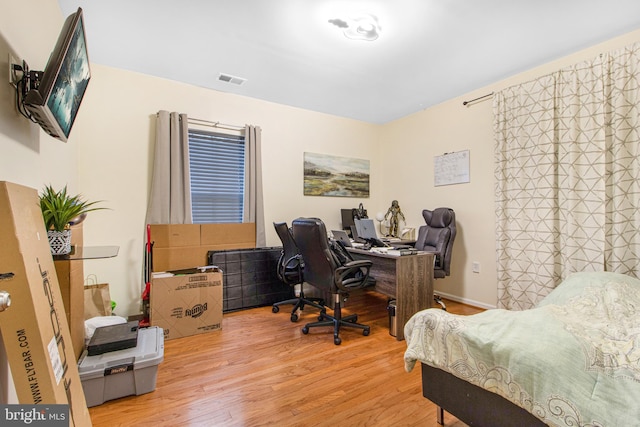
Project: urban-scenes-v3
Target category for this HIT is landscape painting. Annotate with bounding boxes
[303,152,370,197]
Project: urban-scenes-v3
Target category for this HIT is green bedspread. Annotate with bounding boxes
[404,271,640,427]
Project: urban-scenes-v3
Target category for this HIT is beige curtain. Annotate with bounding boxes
[146,111,193,224]
[244,125,266,246]
[494,42,640,310]
[603,45,640,277]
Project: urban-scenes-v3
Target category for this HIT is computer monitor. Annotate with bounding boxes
[341,209,355,231]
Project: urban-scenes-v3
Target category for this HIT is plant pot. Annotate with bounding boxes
[48,229,72,255]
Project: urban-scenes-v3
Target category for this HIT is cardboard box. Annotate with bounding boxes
[200,223,255,247]
[53,258,85,360]
[150,224,200,248]
[152,246,208,272]
[53,224,85,360]
[0,181,92,426]
[150,270,223,340]
[149,223,255,272]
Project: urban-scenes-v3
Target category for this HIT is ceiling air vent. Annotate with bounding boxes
[218,73,246,85]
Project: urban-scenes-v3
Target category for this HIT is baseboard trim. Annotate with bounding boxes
[434,290,496,310]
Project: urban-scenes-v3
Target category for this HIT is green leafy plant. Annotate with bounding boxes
[39,185,106,232]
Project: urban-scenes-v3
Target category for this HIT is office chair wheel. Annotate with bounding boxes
[301,326,309,334]
[272,305,280,313]
[434,295,447,311]
[363,327,370,336]
[334,335,342,345]
[290,312,299,322]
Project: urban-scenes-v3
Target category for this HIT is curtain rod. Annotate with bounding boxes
[187,117,245,131]
[462,92,494,106]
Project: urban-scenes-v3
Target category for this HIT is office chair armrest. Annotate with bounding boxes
[430,253,442,268]
[278,254,303,285]
[419,250,443,269]
[284,254,303,270]
[342,260,372,269]
[335,260,373,291]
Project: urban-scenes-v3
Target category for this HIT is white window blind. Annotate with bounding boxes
[188,129,245,223]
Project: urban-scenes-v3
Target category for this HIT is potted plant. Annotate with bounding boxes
[39,185,106,255]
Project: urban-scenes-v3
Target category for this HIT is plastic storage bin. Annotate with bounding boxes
[78,326,164,407]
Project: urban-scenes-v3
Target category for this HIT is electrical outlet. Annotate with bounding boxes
[472,261,481,273]
[8,53,21,87]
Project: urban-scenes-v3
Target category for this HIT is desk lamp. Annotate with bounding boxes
[375,212,385,235]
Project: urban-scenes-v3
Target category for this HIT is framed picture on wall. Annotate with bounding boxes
[303,152,370,197]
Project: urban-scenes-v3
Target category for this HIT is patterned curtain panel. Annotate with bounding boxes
[494,43,640,310]
[603,46,640,277]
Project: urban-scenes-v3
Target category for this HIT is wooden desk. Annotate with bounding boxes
[347,248,433,340]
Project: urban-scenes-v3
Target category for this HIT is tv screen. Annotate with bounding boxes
[24,7,90,142]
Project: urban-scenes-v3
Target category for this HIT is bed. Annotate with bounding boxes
[404,271,640,427]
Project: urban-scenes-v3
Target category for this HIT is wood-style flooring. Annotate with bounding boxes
[88,291,483,427]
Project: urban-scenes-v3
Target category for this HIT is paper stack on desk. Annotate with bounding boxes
[387,248,419,256]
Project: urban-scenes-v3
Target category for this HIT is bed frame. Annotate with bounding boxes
[421,363,547,426]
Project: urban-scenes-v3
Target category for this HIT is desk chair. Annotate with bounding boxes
[292,217,373,345]
[272,222,325,322]
[414,208,456,310]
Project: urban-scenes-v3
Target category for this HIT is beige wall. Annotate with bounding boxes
[379,94,497,307]
[383,29,640,307]
[0,2,75,190]
[2,0,640,404]
[74,65,384,317]
[0,1,68,404]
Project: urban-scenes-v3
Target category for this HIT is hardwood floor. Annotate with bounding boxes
[88,291,483,427]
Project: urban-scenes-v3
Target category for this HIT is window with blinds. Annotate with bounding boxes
[188,129,245,223]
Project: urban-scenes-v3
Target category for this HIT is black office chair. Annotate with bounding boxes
[414,208,456,310]
[291,217,373,345]
[272,222,326,322]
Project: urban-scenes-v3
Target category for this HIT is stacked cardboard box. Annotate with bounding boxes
[53,224,85,360]
[148,224,251,340]
[150,269,223,340]
[0,181,91,426]
[150,223,255,271]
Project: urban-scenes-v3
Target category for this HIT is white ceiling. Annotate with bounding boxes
[58,0,640,124]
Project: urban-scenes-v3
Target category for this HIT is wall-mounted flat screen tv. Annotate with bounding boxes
[24,7,90,142]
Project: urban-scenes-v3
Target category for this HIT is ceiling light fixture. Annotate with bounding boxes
[328,14,381,41]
